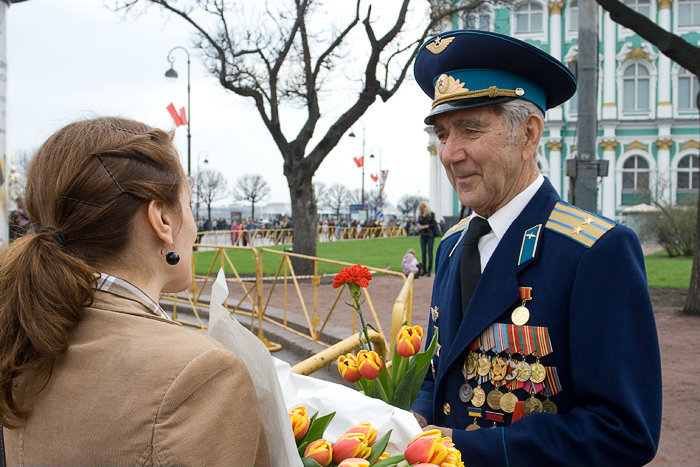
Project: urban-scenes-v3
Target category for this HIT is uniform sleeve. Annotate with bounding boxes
[455,226,662,467]
[152,348,270,467]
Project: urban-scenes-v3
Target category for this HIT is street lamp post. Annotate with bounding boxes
[370,147,383,220]
[195,151,209,221]
[164,46,191,176]
[348,121,366,205]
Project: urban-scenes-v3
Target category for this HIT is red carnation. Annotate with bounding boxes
[333,264,373,289]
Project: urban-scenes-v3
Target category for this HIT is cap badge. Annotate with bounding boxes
[435,74,467,97]
[426,36,455,54]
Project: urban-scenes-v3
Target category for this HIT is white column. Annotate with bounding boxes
[601,140,618,218]
[656,0,673,118]
[548,1,564,121]
[656,138,673,204]
[547,140,563,195]
[602,11,618,120]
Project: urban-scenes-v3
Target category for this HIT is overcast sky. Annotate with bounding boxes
[6,0,434,208]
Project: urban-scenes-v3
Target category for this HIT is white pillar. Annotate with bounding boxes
[656,138,673,204]
[548,1,564,122]
[656,0,673,118]
[601,140,618,218]
[547,140,563,195]
[602,11,618,120]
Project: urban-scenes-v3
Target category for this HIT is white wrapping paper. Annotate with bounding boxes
[207,269,302,467]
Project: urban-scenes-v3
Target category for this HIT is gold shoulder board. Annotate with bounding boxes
[545,202,615,247]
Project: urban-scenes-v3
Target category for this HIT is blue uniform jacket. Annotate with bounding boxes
[412,179,662,466]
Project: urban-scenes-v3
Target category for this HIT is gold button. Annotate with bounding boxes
[443,402,451,415]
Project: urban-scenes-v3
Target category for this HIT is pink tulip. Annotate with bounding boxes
[336,459,370,467]
[404,430,449,465]
[304,439,333,466]
[343,422,377,446]
[338,353,362,383]
[357,349,383,380]
[396,324,424,357]
[332,432,372,463]
[288,406,310,441]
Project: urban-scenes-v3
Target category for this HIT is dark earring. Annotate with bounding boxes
[166,251,180,265]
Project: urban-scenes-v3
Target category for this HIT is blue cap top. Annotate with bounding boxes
[414,30,577,123]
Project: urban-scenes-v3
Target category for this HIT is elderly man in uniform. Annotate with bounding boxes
[410,30,662,466]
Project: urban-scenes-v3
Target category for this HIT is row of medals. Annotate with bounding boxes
[460,350,557,424]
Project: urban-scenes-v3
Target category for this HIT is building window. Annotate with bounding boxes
[678,0,700,26]
[677,154,699,203]
[623,0,651,17]
[623,63,650,112]
[568,0,578,31]
[678,68,700,110]
[622,155,651,204]
[515,2,544,33]
[463,5,492,30]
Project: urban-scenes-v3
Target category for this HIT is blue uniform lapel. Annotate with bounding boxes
[437,179,560,380]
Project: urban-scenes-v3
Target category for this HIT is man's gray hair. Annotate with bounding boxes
[494,99,545,145]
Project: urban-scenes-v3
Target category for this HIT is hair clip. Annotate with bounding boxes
[93,154,125,193]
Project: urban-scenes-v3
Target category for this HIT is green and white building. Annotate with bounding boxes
[426,0,700,224]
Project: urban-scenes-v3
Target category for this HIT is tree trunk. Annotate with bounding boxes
[251,201,255,221]
[683,93,700,315]
[289,177,318,275]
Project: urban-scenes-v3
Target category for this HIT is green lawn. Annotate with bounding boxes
[193,237,692,289]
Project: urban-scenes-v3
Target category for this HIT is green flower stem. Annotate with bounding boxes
[395,353,408,383]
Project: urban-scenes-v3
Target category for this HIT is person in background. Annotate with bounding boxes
[0,117,269,466]
[402,247,422,278]
[417,200,438,276]
[410,30,661,466]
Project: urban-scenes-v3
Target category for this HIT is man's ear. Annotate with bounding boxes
[521,114,544,160]
[147,200,175,245]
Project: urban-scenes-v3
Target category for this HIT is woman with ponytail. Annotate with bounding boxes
[0,117,269,466]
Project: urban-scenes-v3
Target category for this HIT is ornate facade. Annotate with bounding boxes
[427,0,699,223]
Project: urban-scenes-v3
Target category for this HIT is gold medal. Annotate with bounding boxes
[489,357,508,382]
[486,388,503,410]
[504,358,518,381]
[515,360,531,382]
[476,356,491,376]
[523,395,543,415]
[499,391,518,413]
[463,352,477,376]
[511,305,530,326]
[465,419,481,431]
[542,398,558,414]
[530,361,546,384]
[471,386,486,407]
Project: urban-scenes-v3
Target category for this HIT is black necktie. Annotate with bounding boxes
[460,216,492,314]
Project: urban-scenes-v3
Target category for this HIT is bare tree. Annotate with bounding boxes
[324,183,351,219]
[398,194,422,219]
[313,181,328,208]
[198,168,229,229]
[234,174,271,221]
[112,0,489,272]
[592,0,699,314]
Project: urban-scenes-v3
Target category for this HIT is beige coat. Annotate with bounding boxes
[3,289,270,466]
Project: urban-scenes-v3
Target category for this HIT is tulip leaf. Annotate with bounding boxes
[371,454,407,467]
[301,458,323,467]
[390,359,417,410]
[299,411,335,448]
[367,429,393,464]
[376,362,394,402]
[411,328,439,403]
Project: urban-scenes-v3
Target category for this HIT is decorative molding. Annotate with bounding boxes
[680,140,700,151]
[571,144,578,153]
[657,0,672,10]
[547,141,563,151]
[625,140,648,152]
[617,42,658,64]
[657,101,672,106]
[625,46,651,63]
[655,138,673,150]
[427,144,438,156]
[600,140,619,151]
[548,1,564,15]
[603,103,617,108]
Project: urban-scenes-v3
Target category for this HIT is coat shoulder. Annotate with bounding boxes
[443,217,469,240]
[545,201,616,248]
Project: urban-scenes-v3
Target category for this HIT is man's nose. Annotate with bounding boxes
[440,134,465,165]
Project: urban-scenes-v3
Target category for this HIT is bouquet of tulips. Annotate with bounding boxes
[288,405,464,467]
[333,265,439,410]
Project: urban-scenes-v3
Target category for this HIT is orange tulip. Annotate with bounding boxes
[357,349,383,380]
[338,353,362,383]
[304,439,333,466]
[440,443,465,467]
[343,422,377,446]
[288,406,310,441]
[404,429,449,465]
[396,324,424,357]
[336,459,371,467]
[375,452,392,461]
[332,432,372,463]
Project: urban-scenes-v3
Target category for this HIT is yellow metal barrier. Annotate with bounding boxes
[291,330,387,376]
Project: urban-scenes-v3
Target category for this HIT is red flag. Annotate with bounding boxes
[179,106,188,126]
[166,103,183,127]
[353,156,364,168]
[370,173,378,182]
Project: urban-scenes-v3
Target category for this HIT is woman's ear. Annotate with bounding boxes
[147,200,175,245]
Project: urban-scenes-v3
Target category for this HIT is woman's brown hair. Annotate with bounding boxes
[0,117,183,427]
